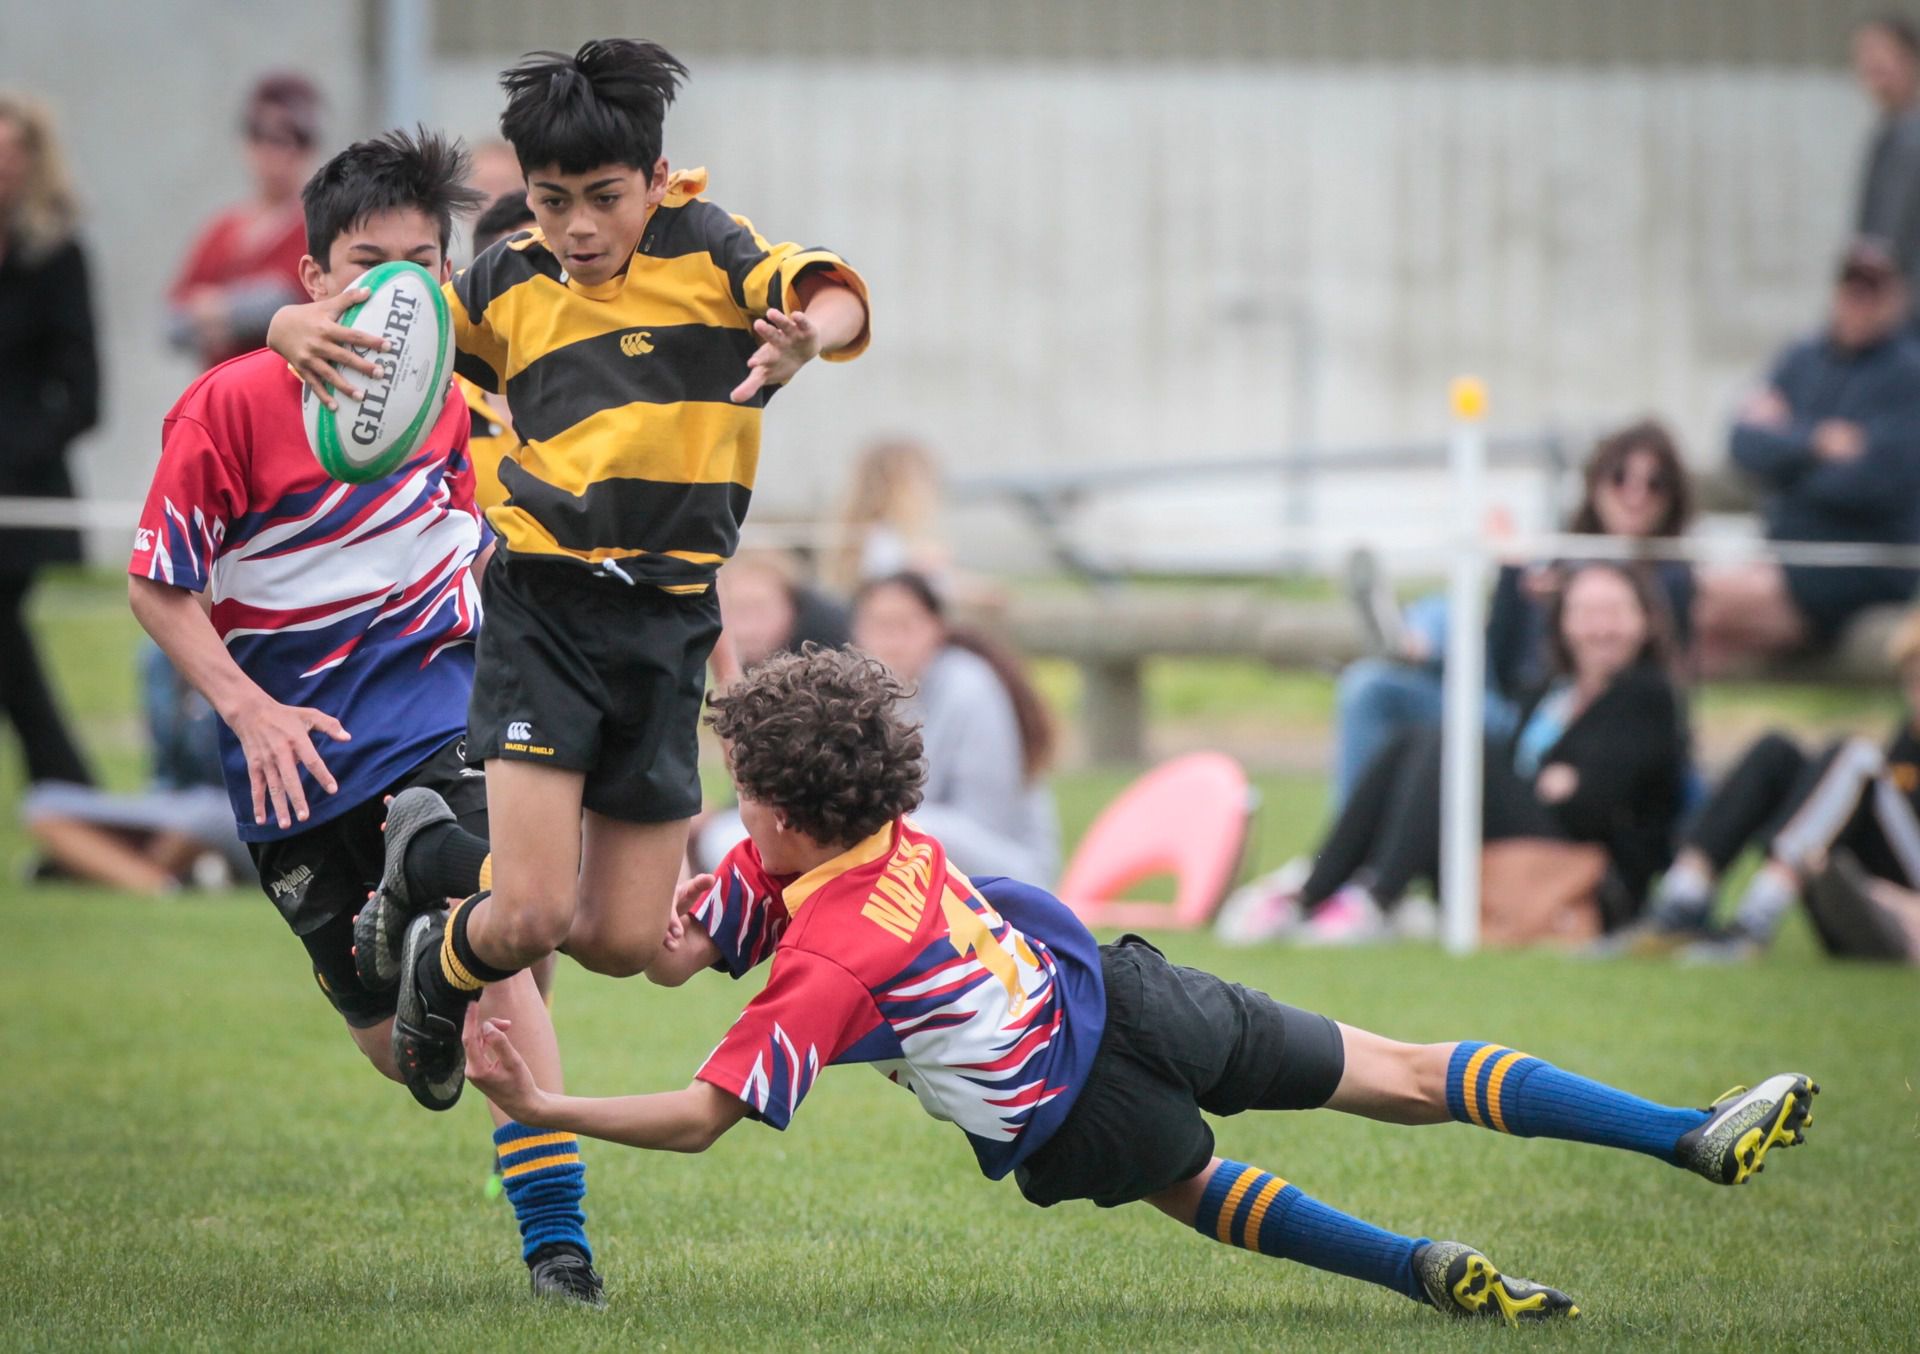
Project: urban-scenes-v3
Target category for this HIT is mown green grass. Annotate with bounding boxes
[3,896,1915,1352]
[3,573,1917,1350]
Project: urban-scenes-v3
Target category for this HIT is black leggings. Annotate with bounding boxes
[0,572,94,787]
[1686,731,1917,886]
[1301,727,1561,908]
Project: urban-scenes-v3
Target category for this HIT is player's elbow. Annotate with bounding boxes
[644,958,694,988]
[127,575,176,634]
[675,1115,730,1154]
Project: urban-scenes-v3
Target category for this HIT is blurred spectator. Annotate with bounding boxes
[467,138,523,207]
[457,192,536,515]
[1853,16,1920,315]
[851,572,1058,882]
[23,648,248,895]
[1628,609,1920,963]
[697,570,1057,878]
[1232,564,1686,946]
[1695,238,1920,671]
[166,73,320,368]
[1333,420,1694,804]
[823,438,952,594]
[1797,851,1920,964]
[0,91,98,790]
[715,550,850,671]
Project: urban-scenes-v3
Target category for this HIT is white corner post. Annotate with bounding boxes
[382,0,434,131]
[1439,376,1489,955]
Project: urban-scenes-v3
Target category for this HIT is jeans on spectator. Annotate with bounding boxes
[1333,659,1518,807]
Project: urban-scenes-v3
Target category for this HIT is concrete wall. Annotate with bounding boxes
[437,54,1862,560]
[0,2,1883,566]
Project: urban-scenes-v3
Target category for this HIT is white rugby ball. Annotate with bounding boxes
[303,260,452,484]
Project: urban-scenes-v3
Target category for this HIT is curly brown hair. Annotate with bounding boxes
[706,645,927,847]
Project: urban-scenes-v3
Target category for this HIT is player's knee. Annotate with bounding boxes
[570,930,660,979]
[1336,659,1393,716]
[485,889,575,960]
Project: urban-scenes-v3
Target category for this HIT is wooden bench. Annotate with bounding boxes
[982,588,1903,763]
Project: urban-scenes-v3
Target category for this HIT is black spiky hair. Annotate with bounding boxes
[301,126,485,260]
[497,38,686,176]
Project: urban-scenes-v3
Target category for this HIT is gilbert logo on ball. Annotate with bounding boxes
[302,260,452,484]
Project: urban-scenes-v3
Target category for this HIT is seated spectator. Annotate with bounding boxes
[465,138,524,217]
[1628,609,1920,963]
[715,550,850,672]
[1333,419,1694,805]
[1799,850,1920,964]
[691,571,1057,880]
[22,647,249,896]
[823,438,952,593]
[1694,238,1920,671]
[1241,564,1686,946]
[849,572,1059,883]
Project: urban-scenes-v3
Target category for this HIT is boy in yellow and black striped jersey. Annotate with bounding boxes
[269,39,870,1111]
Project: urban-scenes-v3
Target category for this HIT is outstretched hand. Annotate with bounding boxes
[268,289,387,410]
[730,308,822,404]
[228,695,350,828]
[660,872,717,954]
[463,1010,542,1120]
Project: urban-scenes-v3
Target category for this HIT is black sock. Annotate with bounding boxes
[404,822,492,903]
[417,892,518,1012]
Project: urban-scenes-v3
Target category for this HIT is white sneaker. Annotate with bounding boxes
[1392,893,1440,943]
[1297,886,1390,946]
[1215,859,1310,946]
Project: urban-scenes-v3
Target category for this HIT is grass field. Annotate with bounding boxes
[3,574,1918,1351]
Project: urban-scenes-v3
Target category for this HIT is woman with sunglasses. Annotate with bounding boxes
[1335,422,1692,804]
[165,73,321,369]
[1221,422,1695,945]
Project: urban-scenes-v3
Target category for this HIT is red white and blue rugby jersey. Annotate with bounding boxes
[128,350,486,841]
[691,819,1106,1180]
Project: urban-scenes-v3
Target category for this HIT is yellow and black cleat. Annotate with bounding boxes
[1677,1074,1818,1185]
[1416,1242,1580,1325]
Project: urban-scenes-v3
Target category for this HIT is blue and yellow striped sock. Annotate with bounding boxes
[493,1122,590,1262]
[1193,1160,1427,1301]
[1446,1042,1710,1162]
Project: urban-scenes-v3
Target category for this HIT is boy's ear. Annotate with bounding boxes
[298,254,329,302]
[647,156,670,205]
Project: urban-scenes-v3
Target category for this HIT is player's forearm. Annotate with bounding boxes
[798,281,867,355]
[644,931,720,988]
[521,1083,741,1154]
[128,576,271,725]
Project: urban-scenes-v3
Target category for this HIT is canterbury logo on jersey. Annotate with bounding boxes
[618,330,655,356]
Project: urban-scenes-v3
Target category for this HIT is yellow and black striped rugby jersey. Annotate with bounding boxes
[447,168,870,592]
[455,374,515,516]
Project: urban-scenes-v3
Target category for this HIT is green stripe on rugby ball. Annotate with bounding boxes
[306,260,452,484]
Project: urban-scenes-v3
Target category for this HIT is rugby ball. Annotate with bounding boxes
[303,260,452,484]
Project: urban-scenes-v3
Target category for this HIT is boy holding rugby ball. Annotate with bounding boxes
[130,130,602,1304]
[270,39,870,1110]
